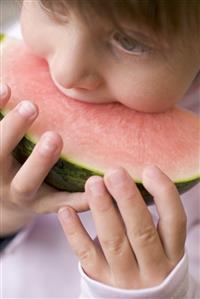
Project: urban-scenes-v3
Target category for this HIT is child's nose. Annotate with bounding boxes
[49,44,103,91]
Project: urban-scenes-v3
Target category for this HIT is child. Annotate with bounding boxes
[0,0,199,298]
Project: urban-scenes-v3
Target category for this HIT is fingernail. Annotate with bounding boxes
[58,207,72,223]
[144,165,161,178]
[0,83,8,97]
[17,100,37,118]
[39,132,59,155]
[88,177,105,196]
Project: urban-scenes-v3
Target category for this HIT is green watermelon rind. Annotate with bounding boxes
[1,110,199,204]
[11,135,200,203]
[18,133,200,184]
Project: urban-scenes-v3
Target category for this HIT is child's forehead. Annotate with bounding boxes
[39,0,200,45]
[39,0,154,29]
[40,0,159,39]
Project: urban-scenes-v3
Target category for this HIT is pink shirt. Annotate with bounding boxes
[1,23,199,299]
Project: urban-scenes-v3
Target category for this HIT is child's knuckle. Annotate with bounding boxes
[159,180,176,195]
[102,234,125,256]
[132,225,157,245]
[78,246,96,264]
[11,180,32,199]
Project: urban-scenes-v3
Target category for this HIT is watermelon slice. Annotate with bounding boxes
[1,35,200,204]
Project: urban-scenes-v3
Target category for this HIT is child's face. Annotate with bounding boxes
[20,1,200,112]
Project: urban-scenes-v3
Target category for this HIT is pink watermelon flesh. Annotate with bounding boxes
[1,36,200,196]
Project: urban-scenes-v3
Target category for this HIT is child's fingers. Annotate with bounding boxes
[85,176,139,287]
[32,184,89,214]
[143,165,187,264]
[10,131,63,203]
[58,207,108,282]
[0,100,38,160]
[104,167,168,278]
[0,83,11,107]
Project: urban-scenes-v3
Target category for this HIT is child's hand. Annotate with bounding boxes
[0,84,87,236]
[58,166,186,289]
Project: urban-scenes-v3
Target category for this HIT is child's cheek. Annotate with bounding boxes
[109,80,176,113]
[20,3,51,59]
[109,66,195,113]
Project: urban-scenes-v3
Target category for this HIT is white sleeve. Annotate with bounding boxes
[0,221,35,257]
[78,253,197,299]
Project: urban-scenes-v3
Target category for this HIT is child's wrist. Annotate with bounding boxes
[0,204,35,237]
[0,218,33,237]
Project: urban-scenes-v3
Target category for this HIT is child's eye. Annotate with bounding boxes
[111,31,151,54]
